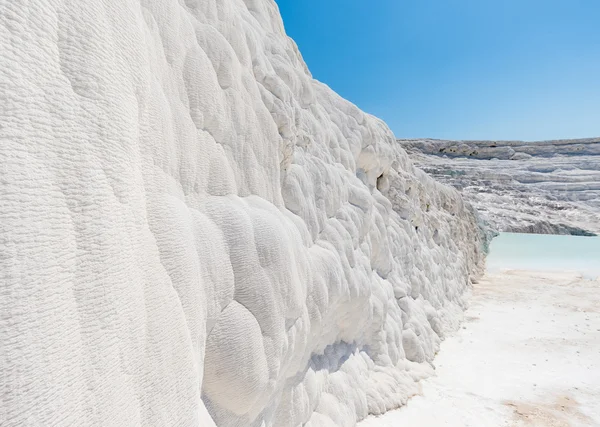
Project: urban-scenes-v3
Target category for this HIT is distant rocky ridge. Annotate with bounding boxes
[400,138,600,236]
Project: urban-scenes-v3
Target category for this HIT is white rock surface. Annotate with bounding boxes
[401,138,600,236]
[360,270,600,427]
[0,1,485,426]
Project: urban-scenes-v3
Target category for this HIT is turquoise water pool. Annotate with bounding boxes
[486,232,600,278]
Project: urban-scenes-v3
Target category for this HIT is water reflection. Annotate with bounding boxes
[486,232,600,279]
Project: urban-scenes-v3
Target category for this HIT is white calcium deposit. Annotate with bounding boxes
[402,138,600,236]
[0,1,485,426]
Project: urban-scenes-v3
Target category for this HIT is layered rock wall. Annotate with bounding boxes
[1,1,485,426]
[402,139,600,236]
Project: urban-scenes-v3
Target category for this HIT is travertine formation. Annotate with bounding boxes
[0,1,486,426]
[402,138,600,236]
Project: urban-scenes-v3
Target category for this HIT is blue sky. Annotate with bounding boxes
[275,0,600,141]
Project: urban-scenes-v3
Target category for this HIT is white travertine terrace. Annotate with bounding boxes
[0,1,485,426]
[402,139,600,236]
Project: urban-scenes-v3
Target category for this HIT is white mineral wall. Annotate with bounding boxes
[0,1,485,426]
[401,138,600,236]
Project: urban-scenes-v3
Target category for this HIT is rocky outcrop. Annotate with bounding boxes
[1,2,486,426]
[401,138,600,236]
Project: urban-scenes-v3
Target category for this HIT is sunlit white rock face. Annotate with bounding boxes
[0,1,485,426]
[402,139,600,236]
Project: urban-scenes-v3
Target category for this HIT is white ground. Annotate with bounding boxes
[360,270,600,427]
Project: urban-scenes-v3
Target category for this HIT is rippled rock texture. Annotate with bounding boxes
[1,1,486,426]
[401,138,600,236]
